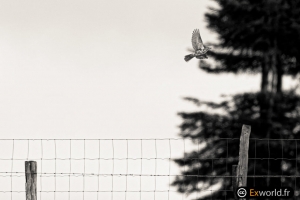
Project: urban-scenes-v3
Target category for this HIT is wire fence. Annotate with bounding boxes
[0,135,299,199]
[0,138,220,200]
[247,138,300,198]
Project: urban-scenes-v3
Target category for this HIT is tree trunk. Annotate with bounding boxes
[276,57,282,94]
[261,54,269,93]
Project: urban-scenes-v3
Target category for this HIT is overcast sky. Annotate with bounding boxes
[0,0,265,140]
[1,0,297,140]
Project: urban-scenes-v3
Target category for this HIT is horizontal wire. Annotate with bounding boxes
[0,189,233,193]
[0,157,237,160]
[1,172,300,178]
[0,138,299,141]
[0,138,239,141]
[0,157,298,161]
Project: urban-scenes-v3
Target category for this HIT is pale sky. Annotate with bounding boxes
[0,0,268,140]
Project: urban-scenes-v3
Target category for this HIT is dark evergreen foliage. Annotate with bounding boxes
[202,0,300,75]
[173,0,300,199]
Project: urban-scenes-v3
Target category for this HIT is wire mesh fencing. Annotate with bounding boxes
[0,134,299,199]
[247,138,300,198]
[0,138,231,200]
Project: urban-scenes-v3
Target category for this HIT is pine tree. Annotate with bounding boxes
[173,0,300,199]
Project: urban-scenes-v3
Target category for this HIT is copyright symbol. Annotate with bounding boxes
[237,188,247,198]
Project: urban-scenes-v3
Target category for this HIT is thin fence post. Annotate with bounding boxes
[25,161,37,200]
[233,125,251,199]
[237,124,251,187]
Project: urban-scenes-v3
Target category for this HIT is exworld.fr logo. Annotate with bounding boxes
[236,187,294,199]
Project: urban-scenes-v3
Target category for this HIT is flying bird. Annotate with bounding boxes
[184,29,211,62]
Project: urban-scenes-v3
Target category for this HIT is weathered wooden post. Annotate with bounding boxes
[232,125,251,199]
[237,124,251,187]
[25,161,37,200]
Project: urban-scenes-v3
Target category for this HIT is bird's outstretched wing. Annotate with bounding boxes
[191,29,204,50]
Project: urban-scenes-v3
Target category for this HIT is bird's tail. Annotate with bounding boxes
[184,54,194,62]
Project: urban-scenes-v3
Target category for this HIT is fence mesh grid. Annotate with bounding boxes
[0,138,299,199]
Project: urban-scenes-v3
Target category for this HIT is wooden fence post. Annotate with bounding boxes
[232,125,251,199]
[25,161,37,200]
[237,124,251,187]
